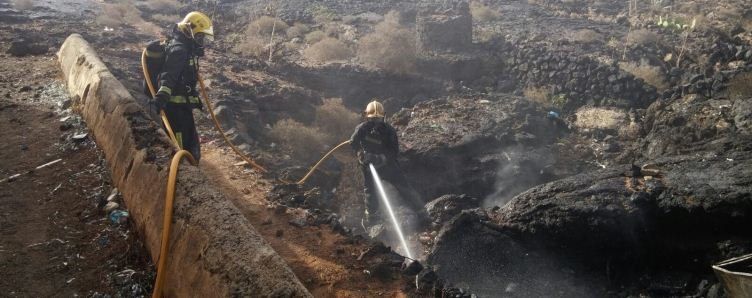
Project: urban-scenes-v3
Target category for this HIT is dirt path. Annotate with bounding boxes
[200,142,408,297]
[0,55,153,297]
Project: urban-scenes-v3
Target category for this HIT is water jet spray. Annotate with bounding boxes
[369,163,413,259]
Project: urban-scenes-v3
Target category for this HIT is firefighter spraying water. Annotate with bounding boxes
[349,100,427,234]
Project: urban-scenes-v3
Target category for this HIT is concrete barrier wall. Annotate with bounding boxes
[57,34,311,297]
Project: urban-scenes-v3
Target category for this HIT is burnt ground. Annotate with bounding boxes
[0,55,153,296]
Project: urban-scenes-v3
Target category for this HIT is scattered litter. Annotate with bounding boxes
[726,158,734,162]
[26,238,66,248]
[1,158,63,183]
[60,116,71,122]
[106,188,119,202]
[478,99,491,104]
[104,26,114,32]
[72,133,88,142]
[66,278,75,284]
[109,210,129,225]
[547,111,560,119]
[233,161,248,166]
[641,164,660,176]
[104,202,120,213]
[50,183,63,194]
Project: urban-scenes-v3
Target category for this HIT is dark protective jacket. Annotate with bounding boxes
[350,119,399,161]
[156,25,202,108]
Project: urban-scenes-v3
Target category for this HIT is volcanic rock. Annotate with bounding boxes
[395,95,576,201]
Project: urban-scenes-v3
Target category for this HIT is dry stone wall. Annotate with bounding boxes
[57,34,311,297]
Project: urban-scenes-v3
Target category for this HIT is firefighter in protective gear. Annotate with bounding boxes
[350,100,425,227]
[152,11,214,162]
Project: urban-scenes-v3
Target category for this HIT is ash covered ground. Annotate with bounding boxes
[2,0,752,296]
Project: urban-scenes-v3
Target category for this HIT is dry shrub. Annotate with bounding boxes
[246,16,288,37]
[574,107,628,131]
[314,98,360,143]
[146,0,181,12]
[270,119,329,162]
[310,5,337,24]
[357,11,416,74]
[305,30,326,44]
[12,0,33,10]
[303,37,353,63]
[233,35,269,57]
[728,73,752,100]
[625,29,660,48]
[716,6,742,20]
[324,23,341,38]
[523,86,552,107]
[97,3,141,27]
[234,16,288,58]
[287,23,310,39]
[151,14,179,26]
[618,61,669,91]
[569,29,603,43]
[470,1,501,22]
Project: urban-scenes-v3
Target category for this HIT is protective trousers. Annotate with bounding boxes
[361,162,423,222]
[163,105,201,162]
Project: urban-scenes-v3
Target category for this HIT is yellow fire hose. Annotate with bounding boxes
[141,51,180,149]
[152,150,196,298]
[196,72,267,173]
[142,49,197,298]
[294,140,350,185]
[141,48,352,297]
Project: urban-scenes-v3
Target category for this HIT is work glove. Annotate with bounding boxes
[154,92,169,112]
[357,151,365,164]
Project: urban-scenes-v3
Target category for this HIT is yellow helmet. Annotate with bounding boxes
[179,11,214,41]
[365,100,385,118]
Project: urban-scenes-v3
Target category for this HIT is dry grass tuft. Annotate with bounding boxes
[11,0,33,10]
[728,73,752,100]
[574,107,628,130]
[625,29,660,48]
[303,37,354,63]
[270,119,329,162]
[569,29,603,43]
[305,30,326,44]
[523,86,552,107]
[246,16,288,37]
[287,23,310,39]
[357,11,416,74]
[618,61,669,91]
[314,98,360,143]
[470,1,501,22]
[96,2,159,34]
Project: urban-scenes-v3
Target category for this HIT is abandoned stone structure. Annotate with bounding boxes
[416,2,472,54]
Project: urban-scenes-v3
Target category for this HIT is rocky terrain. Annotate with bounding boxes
[2,0,752,296]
